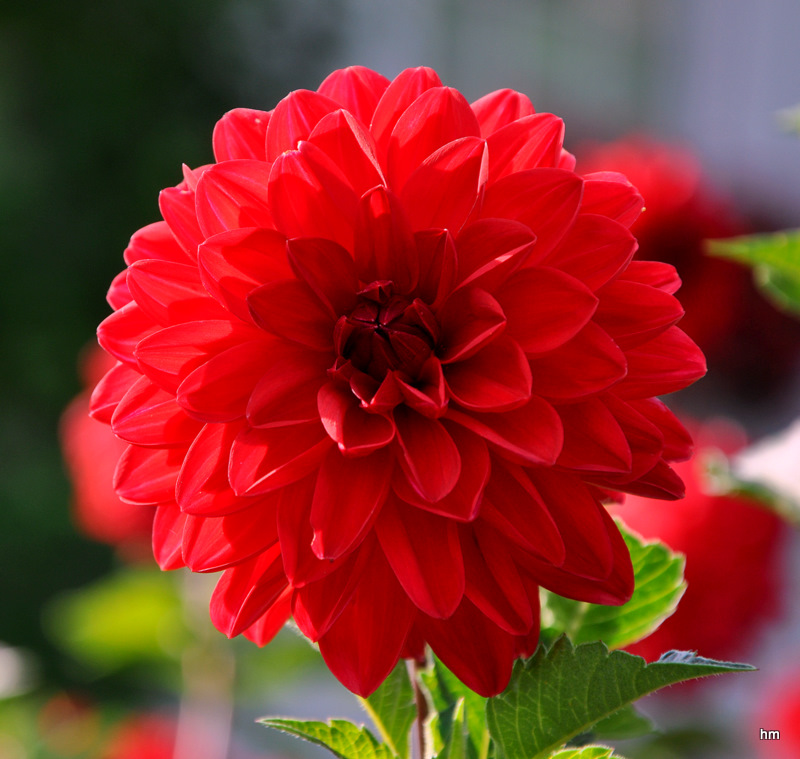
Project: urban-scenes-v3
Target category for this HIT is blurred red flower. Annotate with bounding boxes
[580,136,800,396]
[100,715,175,759]
[60,345,153,556]
[92,66,705,696]
[613,421,786,662]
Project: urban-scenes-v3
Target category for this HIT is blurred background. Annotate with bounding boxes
[2,0,800,757]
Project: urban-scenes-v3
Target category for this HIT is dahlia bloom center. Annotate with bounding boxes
[335,282,438,381]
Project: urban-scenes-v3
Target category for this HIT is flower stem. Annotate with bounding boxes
[406,658,429,759]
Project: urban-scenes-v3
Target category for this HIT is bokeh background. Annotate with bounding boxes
[2,1,800,757]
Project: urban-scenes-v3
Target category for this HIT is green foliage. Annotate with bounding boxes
[360,664,417,759]
[260,719,396,759]
[485,637,754,759]
[549,747,621,759]
[422,656,489,759]
[43,566,188,672]
[541,523,686,650]
[707,231,800,316]
[586,704,655,741]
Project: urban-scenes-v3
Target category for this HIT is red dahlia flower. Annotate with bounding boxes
[92,66,705,697]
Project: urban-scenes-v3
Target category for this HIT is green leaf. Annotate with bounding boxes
[437,698,469,759]
[260,718,397,759]
[485,637,754,759]
[587,704,655,741]
[422,656,489,759]
[541,523,686,649]
[43,566,188,671]
[548,748,620,759]
[360,663,417,759]
[707,231,800,315]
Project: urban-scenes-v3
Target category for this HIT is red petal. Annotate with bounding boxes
[266,89,341,161]
[112,375,201,447]
[248,344,328,429]
[292,544,371,640]
[134,319,259,393]
[595,279,684,349]
[212,108,270,162]
[480,169,583,260]
[370,67,443,164]
[445,335,531,411]
[529,322,627,400]
[399,136,486,232]
[317,382,396,456]
[480,461,564,564]
[247,278,335,352]
[556,398,632,473]
[396,357,448,419]
[158,185,203,259]
[526,469,614,581]
[152,505,186,570]
[90,361,142,423]
[376,493,464,618]
[198,227,292,324]
[461,524,534,634]
[615,327,706,399]
[618,260,681,294]
[177,340,272,423]
[277,474,345,587]
[228,421,331,497]
[310,445,393,559]
[318,547,416,697]
[317,66,390,125]
[496,266,598,355]
[354,186,418,293]
[516,501,633,605]
[394,407,461,503]
[436,287,506,363]
[123,221,187,266]
[630,398,693,461]
[195,160,274,238]
[242,586,293,646]
[127,259,226,326]
[181,498,279,572]
[486,113,565,181]
[107,270,131,311]
[268,143,357,251]
[210,543,287,637]
[176,421,246,516]
[308,109,385,195]
[287,238,358,318]
[447,396,563,466]
[454,218,535,292]
[470,88,536,135]
[392,420,489,522]
[580,171,644,227]
[418,598,515,697]
[414,229,458,308]
[387,87,481,191]
[543,213,636,290]
[97,302,158,366]
[114,444,181,505]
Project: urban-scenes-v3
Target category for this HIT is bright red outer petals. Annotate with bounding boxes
[376,493,464,618]
[310,446,393,560]
[318,547,416,697]
[89,65,707,700]
[212,107,270,162]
